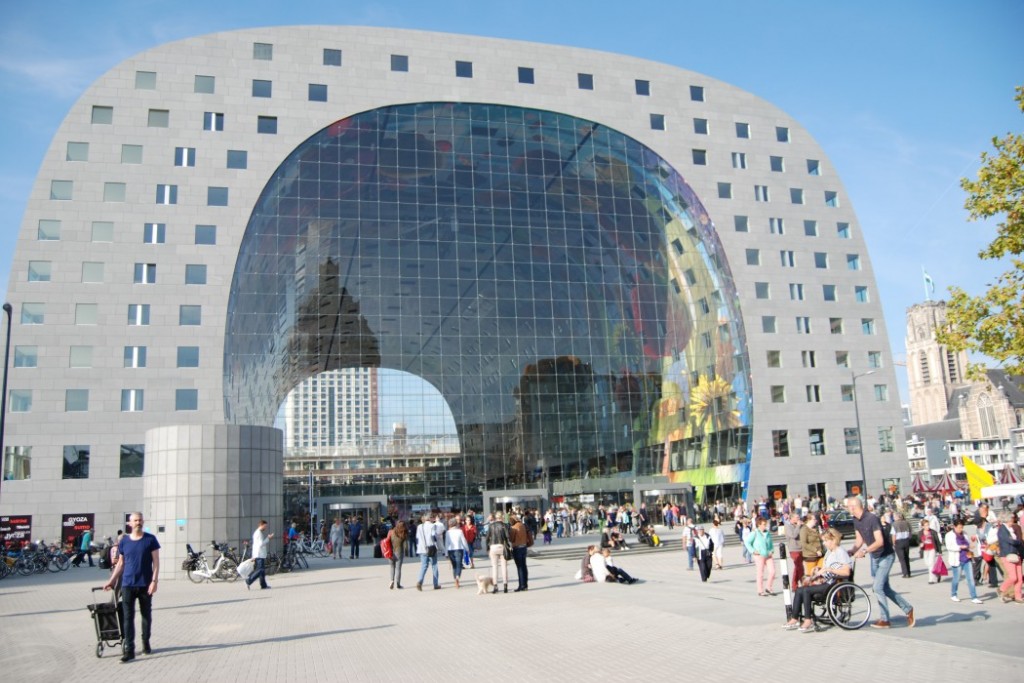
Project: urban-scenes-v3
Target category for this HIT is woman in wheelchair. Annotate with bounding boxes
[783,528,852,632]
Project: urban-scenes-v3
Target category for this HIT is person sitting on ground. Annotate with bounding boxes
[601,527,629,550]
[579,545,597,583]
[601,548,638,584]
[782,528,852,632]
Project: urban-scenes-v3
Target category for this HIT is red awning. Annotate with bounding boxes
[999,464,1022,485]
[911,472,934,494]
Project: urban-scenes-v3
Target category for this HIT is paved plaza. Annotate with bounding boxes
[1,528,1021,682]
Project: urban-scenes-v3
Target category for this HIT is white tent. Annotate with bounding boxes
[979,482,1024,499]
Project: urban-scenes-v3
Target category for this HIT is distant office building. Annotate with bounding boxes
[283,368,378,449]
[2,27,907,543]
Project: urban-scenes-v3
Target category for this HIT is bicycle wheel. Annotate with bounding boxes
[187,561,207,583]
[313,543,327,558]
[265,555,280,575]
[828,583,871,630]
[219,559,239,581]
[17,559,33,576]
[297,552,309,569]
[54,553,71,572]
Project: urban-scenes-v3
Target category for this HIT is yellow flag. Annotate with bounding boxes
[962,455,995,502]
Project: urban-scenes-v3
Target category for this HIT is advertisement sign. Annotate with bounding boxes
[62,513,95,547]
[0,515,32,547]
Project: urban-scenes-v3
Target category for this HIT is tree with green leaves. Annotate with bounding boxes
[940,86,1024,379]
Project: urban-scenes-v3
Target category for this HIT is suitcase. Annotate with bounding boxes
[87,586,124,658]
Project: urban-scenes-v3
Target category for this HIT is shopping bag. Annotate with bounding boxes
[237,558,256,579]
[932,555,949,577]
[380,536,394,560]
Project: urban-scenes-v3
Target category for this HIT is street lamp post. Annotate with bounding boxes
[0,303,13,497]
[851,370,876,501]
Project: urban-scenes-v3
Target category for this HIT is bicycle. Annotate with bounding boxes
[183,543,239,583]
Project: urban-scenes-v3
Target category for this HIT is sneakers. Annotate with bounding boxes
[971,598,983,604]
[782,622,798,630]
[906,608,915,628]
[951,596,961,602]
[870,620,891,629]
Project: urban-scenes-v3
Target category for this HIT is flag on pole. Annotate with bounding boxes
[922,268,936,300]
[962,455,995,502]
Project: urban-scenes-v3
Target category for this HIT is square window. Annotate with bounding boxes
[772,430,790,457]
[174,147,196,167]
[776,126,790,143]
[253,42,273,60]
[836,351,849,367]
[203,112,224,131]
[804,220,818,237]
[179,304,202,325]
[257,116,277,134]
[745,248,760,266]
[27,261,51,282]
[65,389,89,412]
[147,109,169,128]
[649,113,665,130]
[207,186,229,206]
[718,182,732,199]
[770,217,785,235]
[38,219,61,241]
[175,389,199,411]
[455,60,473,78]
[837,223,851,239]
[823,284,837,301]
[134,263,156,284]
[143,222,166,244]
[69,345,93,368]
[323,48,342,66]
[769,156,784,172]
[121,144,143,164]
[50,180,72,200]
[120,444,145,478]
[81,262,103,283]
[121,389,144,412]
[780,250,795,267]
[807,159,821,175]
[825,190,840,207]
[790,188,804,204]
[801,350,816,368]
[391,54,408,72]
[135,71,156,89]
[226,150,248,169]
[10,390,32,413]
[692,149,707,165]
[62,444,90,479]
[518,67,534,84]
[841,385,854,402]
[731,152,747,169]
[103,182,126,202]
[754,185,769,202]
[771,386,786,403]
[805,385,821,402]
[635,79,650,96]
[861,318,876,335]
[66,141,89,161]
[124,345,147,368]
[847,254,861,270]
[252,79,272,98]
[177,346,200,368]
[867,351,882,368]
[195,225,217,245]
[830,318,844,334]
[127,304,150,326]
[809,429,826,456]
[735,122,750,138]
[762,316,776,333]
[91,105,113,124]
[308,83,328,102]
[91,221,113,242]
[796,316,811,334]
[693,118,708,135]
[873,384,889,401]
[789,283,804,300]
[75,303,97,325]
[14,346,38,368]
[689,85,704,102]
[734,215,749,233]
[754,282,770,299]
[156,184,177,204]
[814,252,829,269]
[855,286,869,303]
[577,73,594,90]
[194,75,215,94]
[766,350,781,367]
[185,264,207,285]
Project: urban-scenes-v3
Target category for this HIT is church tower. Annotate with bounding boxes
[905,301,969,425]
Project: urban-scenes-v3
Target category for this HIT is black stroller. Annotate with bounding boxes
[87,587,124,658]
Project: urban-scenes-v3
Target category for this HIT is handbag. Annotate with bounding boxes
[932,555,949,577]
[503,541,512,561]
[380,535,394,560]
[1006,553,1021,564]
[427,545,437,558]
[237,558,256,579]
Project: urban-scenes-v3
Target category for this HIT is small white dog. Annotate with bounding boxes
[476,575,496,595]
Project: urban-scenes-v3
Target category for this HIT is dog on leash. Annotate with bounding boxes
[476,575,496,594]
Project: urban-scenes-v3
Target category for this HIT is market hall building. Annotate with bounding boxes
[1,27,907,559]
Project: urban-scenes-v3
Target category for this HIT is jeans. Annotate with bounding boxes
[512,546,528,589]
[350,540,360,559]
[686,543,695,569]
[331,538,343,559]
[950,560,978,599]
[247,557,268,588]
[417,552,438,587]
[389,554,404,586]
[448,550,464,579]
[121,586,152,653]
[869,552,912,621]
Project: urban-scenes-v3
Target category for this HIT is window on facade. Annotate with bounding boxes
[809,429,826,456]
[203,112,224,131]
[120,444,145,478]
[780,250,795,267]
[66,141,89,161]
[62,444,90,479]
[253,42,273,60]
[754,185,769,202]
[207,186,228,206]
[635,79,650,95]
[868,351,882,369]
[789,283,804,300]
[252,79,272,98]
[27,261,51,282]
[91,105,113,124]
[796,317,811,334]
[650,114,665,130]
[847,254,861,270]
[873,384,889,402]
[124,345,147,368]
[825,190,840,207]
[127,304,150,326]
[844,428,861,455]
[776,126,790,142]
[455,60,473,78]
[770,217,785,235]
[771,386,786,403]
[732,152,747,169]
[121,389,144,412]
[840,384,854,402]
[177,346,200,368]
[801,220,817,237]
[155,184,177,204]
[745,248,760,266]
[135,70,156,89]
[692,149,707,165]
[69,346,92,368]
[179,305,202,325]
[836,351,849,368]
[830,318,844,334]
[195,225,217,245]
[121,144,143,164]
[807,159,821,175]
[143,223,166,244]
[75,304,98,325]
[862,318,876,335]
[174,147,196,167]
[50,180,73,200]
[772,430,790,457]
[134,263,156,284]
[801,350,816,368]
[836,222,851,239]
[762,316,776,333]
[823,284,837,301]
[755,282,770,299]
[226,150,248,169]
[10,390,32,413]
[308,83,328,102]
[689,85,704,101]
[718,182,732,199]
[735,122,750,138]
[14,346,37,368]
[693,118,708,134]
[185,264,207,285]
[391,54,408,71]
[175,389,199,411]
[65,390,89,412]
[766,350,781,367]
[103,182,126,202]
[323,48,342,66]
[148,109,169,128]
[734,215,749,232]
[577,73,594,90]
[855,285,869,303]
[806,385,821,402]
[878,427,895,453]
[517,67,534,84]
[257,116,277,134]
[194,74,215,93]
[790,188,804,204]
[21,303,44,324]
[38,219,60,241]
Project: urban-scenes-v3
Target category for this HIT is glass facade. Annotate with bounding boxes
[225,103,751,501]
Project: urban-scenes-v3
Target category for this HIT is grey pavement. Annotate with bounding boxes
[1,527,1021,682]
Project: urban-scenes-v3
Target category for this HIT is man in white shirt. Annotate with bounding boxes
[682,517,695,570]
[246,520,274,590]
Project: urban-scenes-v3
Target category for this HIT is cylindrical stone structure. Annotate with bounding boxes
[143,424,282,580]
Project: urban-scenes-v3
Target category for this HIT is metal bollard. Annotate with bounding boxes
[779,542,794,620]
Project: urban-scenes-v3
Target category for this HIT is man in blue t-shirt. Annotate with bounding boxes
[104,512,161,663]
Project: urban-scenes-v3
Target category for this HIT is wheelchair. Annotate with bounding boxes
[804,565,871,630]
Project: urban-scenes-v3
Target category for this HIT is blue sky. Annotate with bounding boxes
[1,0,1021,412]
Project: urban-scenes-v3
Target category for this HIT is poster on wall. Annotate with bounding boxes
[0,515,32,547]
[61,513,95,548]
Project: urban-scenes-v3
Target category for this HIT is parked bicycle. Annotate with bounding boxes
[182,542,239,583]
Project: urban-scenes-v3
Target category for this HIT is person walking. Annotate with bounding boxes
[996,511,1023,603]
[681,517,696,571]
[944,519,982,604]
[462,515,478,568]
[486,511,511,594]
[847,496,915,629]
[745,517,776,596]
[892,513,913,578]
[349,516,364,559]
[445,518,470,589]
[103,512,160,663]
[387,520,408,589]
[330,518,344,560]
[693,526,714,582]
[246,520,274,591]
[415,514,441,591]
[707,519,726,570]
[73,526,95,568]
[508,514,532,592]
[918,518,942,584]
